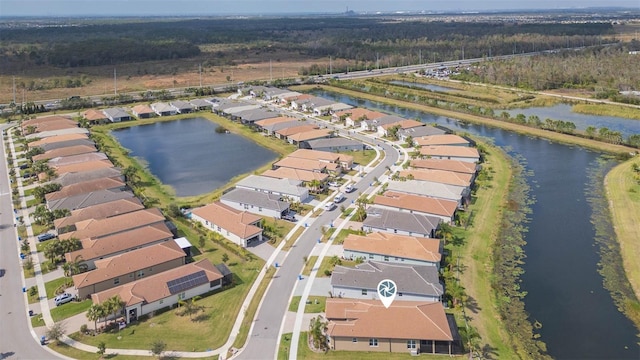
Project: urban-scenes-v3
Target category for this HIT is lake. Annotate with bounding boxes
[310,89,639,359]
[389,80,457,93]
[506,103,640,138]
[112,117,277,197]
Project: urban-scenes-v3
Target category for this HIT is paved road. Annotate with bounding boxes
[236,129,398,360]
[0,124,59,360]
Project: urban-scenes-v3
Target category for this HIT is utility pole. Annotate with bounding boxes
[329,56,332,75]
[199,63,202,87]
[114,68,117,95]
[376,53,379,69]
[419,49,422,64]
[12,76,16,104]
[270,59,273,82]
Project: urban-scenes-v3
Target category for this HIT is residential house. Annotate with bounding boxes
[59,208,166,240]
[373,191,457,223]
[386,180,469,206]
[260,120,304,136]
[414,134,470,147]
[220,188,290,219]
[170,100,194,114]
[45,178,127,204]
[55,197,144,234]
[343,232,441,267]
[91,259,226,323]
[274,124,319,140]
[37,139,95,152]
[410,158,479,177]
[52,159,114,177]
[263,167,329,188]
[190,201,263,247]
[189,99,213,111]
[419,146,480,163]
[398,169,473,188]
[51,167,123,188]
[73,240,186,299]
[397,125,448,142]
[48,152,109,168]
[325,299,458,355]
[254,116,298,133]
[273,157,330,173]
[151,102,177,116]
[288,94,314,110]
[360,114,405,132]
[131,104,155,119]
[28,133,89,149]
[332,108,385,127]
[47,189,135,211]
[300,97,338,115]
[330,261,443,302]
[362,207,441,239]
[65,223,174,270]
[288,149,353,170]
[215,100,260,116]
[82,109,109,125]
[32,145,97,162]
[25,127,89,140]
[236,175,309,202]
[301,137,364,152]
[102,107,131,122]
[235,108,278,124]
[377,119,424,137]
[21,116,77,134]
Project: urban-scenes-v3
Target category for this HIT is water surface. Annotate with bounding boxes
[112,117,277,197]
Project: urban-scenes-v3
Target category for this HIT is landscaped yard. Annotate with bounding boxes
[288,296,326,313]
[48,341,219,360]
[348,149,378,169]
[45,277,73,299]
[51,299,92,322]
[317,257,358,277]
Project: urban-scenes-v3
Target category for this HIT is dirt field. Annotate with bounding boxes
[0,52,327,103]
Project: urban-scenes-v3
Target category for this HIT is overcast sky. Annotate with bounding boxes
[1,0,638,17]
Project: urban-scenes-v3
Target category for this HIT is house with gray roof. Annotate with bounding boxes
[386,179,469,206]
[215,101,260,115]
[262,120,303,135]
[235,108,278,124]
[170,100,195,114]
[190,99,214,110]
[363,207,441,238]
[25,127,89,140]
[221,188,290,219]
[236,175,309,203]
[398,125,449,142]
[47,189,135,211]
[331,261,443,302]
[302,137,365,152]
[151,102,177,116]
[360,114,406,132]
[102,107,131,122]
[51,167,123,187]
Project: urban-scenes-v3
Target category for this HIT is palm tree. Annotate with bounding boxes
[107,295,125,324]
[86,304,103,332]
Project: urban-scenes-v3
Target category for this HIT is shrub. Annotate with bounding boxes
[80,324,88,334]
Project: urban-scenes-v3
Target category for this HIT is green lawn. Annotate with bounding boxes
[31,313,45,328]
[27,286,40,304]
[302,256,318,276]
[32,223,52,237]
[348,149,378,168]
[263,217,296,247]
[282,227,305,252]
[287,296,326,313]
[26,198,41,208]
[48,341,217,360]
[51,299,92,322]
[45,277,73,299]
[317,257,358,277]
[329,228,363,245]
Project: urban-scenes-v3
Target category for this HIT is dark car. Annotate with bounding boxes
[37,233,56,242]
[282,213,296,222]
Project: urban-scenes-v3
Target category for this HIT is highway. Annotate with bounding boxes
[0,124,59,360]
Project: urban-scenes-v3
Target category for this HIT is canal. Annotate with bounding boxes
[112,117,278,197]
[310,89,639,359]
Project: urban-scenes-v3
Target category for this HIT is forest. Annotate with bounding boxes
[0,16,617,71]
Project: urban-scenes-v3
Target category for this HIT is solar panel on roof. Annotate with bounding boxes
[166,270,208,295]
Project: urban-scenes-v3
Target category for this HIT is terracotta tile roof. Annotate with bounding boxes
[131,104,154,115]
[33,145,97,162]
[380,119,424,130]
[83,109,108,121]
[275,124,318,137]
[22,115,73,127]
[22,116,77,132]
[285,93,314,102]
[415,134,470,146]
[287,129,332,142]
[399,169,472,187]
[59,208,166,240]
[263,167,328,183]
[326,299,453,341]
[49,152,108,168]
[410,159,478,174]
[373,191,457,218]
[419,145,479,160]
[73,240,185,289]
[65,223,173,263]
[274,157,328,172]
[55,198,144,231]
[91,259,223,307]
[343,232,441,263]
[288,149,341,163]
[46,178,125,201]
[54,160,114,175]
[254,116,297,127]
[191,202,262,239]
[334,108,385,120]
[29,133,89,147]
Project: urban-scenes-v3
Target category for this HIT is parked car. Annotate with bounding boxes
[328,181,340,187]
[324,201,336,211]
[282,213,296,222]
[54,293,74,306]
[345,184,355,193]
[37,233,56,242]
[334,192,345,203]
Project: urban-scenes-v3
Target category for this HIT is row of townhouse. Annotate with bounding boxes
[24,115,231,324]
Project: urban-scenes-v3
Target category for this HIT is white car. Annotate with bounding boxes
[328,181,340,187]
[334,193,345,203]
[344,184,355,193]
[54,293,74,306]
[324,201,336,211]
